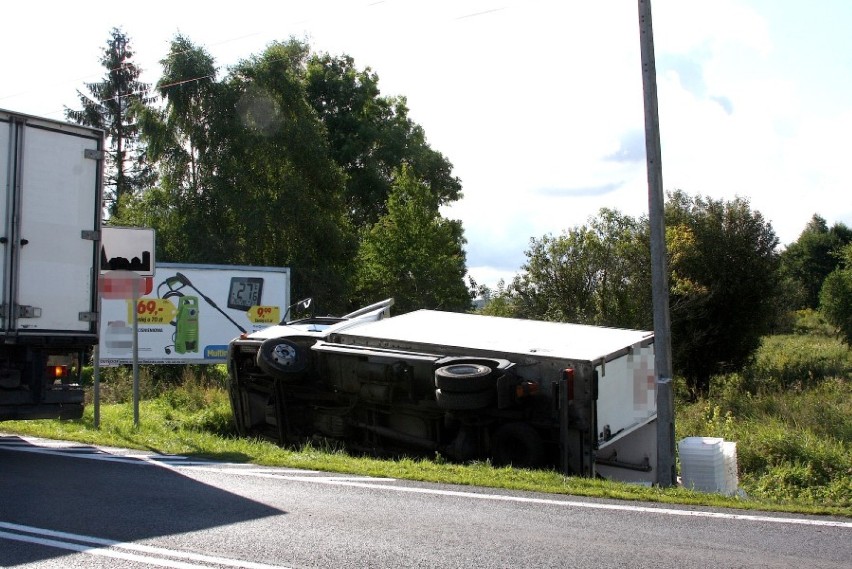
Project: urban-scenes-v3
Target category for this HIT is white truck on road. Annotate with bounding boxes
[0,109,103,421]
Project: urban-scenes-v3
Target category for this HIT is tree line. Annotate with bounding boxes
[478,198,852,394]
[68,29,852,395]
[67,29,469,315]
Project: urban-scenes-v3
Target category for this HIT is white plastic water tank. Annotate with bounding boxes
[678,437,739,495]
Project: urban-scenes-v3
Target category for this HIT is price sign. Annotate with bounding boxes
[127,298,178,325]
[247,305,280,324]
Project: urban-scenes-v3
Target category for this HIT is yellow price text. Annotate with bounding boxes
[128,297,178,325]
[247,305,280,324]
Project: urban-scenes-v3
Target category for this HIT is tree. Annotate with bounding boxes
[123,38,356,310]
[819,243,852,347]
[509,208,651,329]
[665,191,780,395]
[124,35,222,263]
[474,280,519,318]
[354,165,470,314]
[303,53,462,227]
[66,28,154,217]
[506,192,780,397]
[780,215,852,309]
[121,37,467,312]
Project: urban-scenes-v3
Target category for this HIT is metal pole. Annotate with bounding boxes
[94,267,103,429]
[638,0,676,486]
[93,344,100,428]
[132,278,140,427]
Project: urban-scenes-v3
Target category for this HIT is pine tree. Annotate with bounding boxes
[66,28,154,217]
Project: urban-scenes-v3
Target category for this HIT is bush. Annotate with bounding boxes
[791,308,835,336]
[738,333,852,393]
[677,377,851,508]
[84,364,229,405]
[820,265,852,347]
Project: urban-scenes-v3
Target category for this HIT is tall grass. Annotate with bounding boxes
[676,312,852,509]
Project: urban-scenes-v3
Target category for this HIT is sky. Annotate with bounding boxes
[2,0,850,288]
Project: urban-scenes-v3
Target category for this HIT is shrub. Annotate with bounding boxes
[739,334,852,393]
[677,377,851,508]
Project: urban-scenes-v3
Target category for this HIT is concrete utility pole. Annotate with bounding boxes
[638,0,676,486]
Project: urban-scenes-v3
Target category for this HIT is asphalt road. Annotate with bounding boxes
[1,434,850,568]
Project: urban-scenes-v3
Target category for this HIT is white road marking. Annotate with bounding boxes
[177,467,852,530]
[0,522,290,569]
[316,479,852,529]
[0,435,319,473]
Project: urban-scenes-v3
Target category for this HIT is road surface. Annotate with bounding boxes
[1,434,849,568]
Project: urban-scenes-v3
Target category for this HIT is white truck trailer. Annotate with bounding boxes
[227,301,658,482]
[0,109,103,421]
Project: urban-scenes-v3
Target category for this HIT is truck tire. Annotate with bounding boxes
[435,388,495,410]
[256,337,307,378]
[491,422,545,468]
[434,363,495,393]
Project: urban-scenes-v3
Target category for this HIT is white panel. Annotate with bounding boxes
[337,310,653,362]
[16,125,99,332]
[595,343,657,444]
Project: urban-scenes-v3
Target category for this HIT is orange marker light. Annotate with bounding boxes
[48,365,69,380]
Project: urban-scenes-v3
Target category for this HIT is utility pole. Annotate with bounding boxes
[638,0,676,486]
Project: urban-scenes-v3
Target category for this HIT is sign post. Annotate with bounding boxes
[98,270,148,427]
[98,226,156,428]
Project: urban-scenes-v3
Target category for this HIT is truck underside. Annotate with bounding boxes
[229,337,565,469]
[0,343,85,421]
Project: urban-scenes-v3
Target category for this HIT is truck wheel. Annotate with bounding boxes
[256,338,307,378]
[491,423,545,468]
[434,363,495,393]
[435,388,494,410]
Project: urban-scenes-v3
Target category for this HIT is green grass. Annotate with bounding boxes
[676,314,852,512]
[3,325,851,518]
[5,395,825,516]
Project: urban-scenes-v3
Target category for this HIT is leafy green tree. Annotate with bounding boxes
[665,191,780,395]
[474,280,519,318]
[780,215,852,309]
[354,165,470,314]
[506,193,780,396]
[819,243,852,347]
[124,37,355,310]
[510,208,651,329]
[125,35,221,263]
[66,28,154,217]
[121,37,466,312]
[303,53,462,227]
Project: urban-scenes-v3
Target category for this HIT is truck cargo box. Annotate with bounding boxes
[0,109,103,420]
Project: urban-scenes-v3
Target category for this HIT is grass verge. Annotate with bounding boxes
[2,380,848,518]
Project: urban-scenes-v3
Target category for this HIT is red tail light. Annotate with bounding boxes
[48,365,69,380]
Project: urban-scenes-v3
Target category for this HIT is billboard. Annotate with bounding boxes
[99,263,289,365]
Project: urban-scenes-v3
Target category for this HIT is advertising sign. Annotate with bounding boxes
[99,263,289,365]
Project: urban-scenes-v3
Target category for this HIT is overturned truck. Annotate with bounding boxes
[227,300,658,482]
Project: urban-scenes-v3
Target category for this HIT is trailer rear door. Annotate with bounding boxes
[0,113,101,337]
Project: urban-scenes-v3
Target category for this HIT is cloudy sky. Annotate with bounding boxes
[2,0,849,288]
